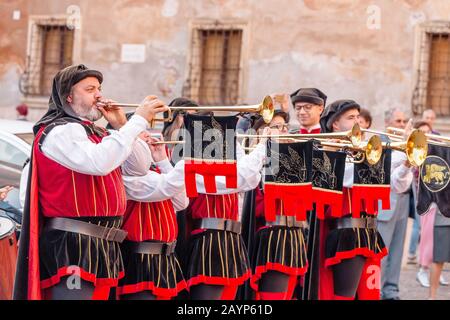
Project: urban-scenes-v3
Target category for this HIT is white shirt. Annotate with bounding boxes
[343,150,413,193]
[41,115,148,176]
[123,159,189,211]
[19,115,149,208]
[123,142,266,202]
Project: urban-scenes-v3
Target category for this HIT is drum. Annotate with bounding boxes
[0,216,17,300]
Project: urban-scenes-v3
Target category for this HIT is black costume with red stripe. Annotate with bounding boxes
[248,140,314,300]
[184,193,251,299]
[318,150,391,300]
[117,167,187,299]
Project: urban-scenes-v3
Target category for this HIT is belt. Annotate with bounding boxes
[335,216,377,230]
[129,241,177,255]
[45,217,128,243]
[193,218,242,234]
[266,215,308,228]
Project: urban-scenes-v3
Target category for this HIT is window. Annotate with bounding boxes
[184,27,243,106]
[412,22,450,117]
[426,34,450,116]
[20,19,74,96]
[0,139,28,169]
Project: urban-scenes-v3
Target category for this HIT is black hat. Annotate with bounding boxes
[33,64,103,134]
[290,88,327,106]
[320,99,360,133]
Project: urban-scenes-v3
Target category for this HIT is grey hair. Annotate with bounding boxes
[422,108,436,116]
[384,107,408,125]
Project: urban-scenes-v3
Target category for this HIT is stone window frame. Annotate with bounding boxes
[182,19,249,105]
[20,14,82,108]
[411,20,450,116]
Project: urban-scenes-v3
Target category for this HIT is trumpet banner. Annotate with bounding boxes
[417,144,450,217]
[183,114,238,197]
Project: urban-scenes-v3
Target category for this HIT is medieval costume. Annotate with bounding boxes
[316,100,412,300]
[117,154,189,300]
[248,140,313,300]
[181,114,266,300]
[14,65,150,300]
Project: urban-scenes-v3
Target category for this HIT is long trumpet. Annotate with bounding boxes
[387,127,450,145]
[381,129,428,167]
[97,95,275,125]
[241,135,382,164]
[237,123,363,147]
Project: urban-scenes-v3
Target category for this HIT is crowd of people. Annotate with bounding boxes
[4,64,449,300]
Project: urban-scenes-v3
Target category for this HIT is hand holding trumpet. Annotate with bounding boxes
[96,99,127,130]
[96,95,169,128]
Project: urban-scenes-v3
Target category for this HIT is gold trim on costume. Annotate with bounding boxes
[100,176,109,213]
[209,233,213,277]
[201,234,206,277]
[231,232,238,278]
[91,176,97,216]
[147,202,154,240]
[71,171,81,217]
[217,232,225,278]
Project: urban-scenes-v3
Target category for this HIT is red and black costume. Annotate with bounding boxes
[117,166,187,299]
[13,65,134,300]
[248,140,314,300]
[36,121,127,297]
[316,100,390,300]
[182,114,257,300]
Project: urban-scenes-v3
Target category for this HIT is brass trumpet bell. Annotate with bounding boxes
[383,129,428,167]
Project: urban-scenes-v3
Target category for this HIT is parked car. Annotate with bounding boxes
[0,119,34,218]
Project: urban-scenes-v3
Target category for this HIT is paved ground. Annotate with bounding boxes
[399,263,450,300]
[398,219,450,300]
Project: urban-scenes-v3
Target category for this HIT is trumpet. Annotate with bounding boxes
[381,129,428,167]
[237,123,363,147]
[386,127,450,145]
[97,95,275,126]
[241,135,383,164]
[149,140,185,145]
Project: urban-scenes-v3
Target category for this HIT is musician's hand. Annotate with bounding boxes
[271,93,290,112]
[0,186,13,201]
[147,137,167,162]
[403,119,413,140]
[135,95,169,124]
[96,99,127,130]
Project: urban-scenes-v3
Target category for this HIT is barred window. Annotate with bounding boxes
[412,22,450,117]
[20,20,74,96]
[183,28,243,106]
[427,34,450,116]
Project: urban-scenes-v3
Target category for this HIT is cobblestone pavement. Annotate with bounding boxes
[399,219,450,300]
[399,263,450,300]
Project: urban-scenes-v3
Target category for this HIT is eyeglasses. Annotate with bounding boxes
[294,104,317,112]
[269,124,290,131]
[394,119,408,124]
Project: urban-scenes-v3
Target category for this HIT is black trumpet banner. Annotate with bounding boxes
[183,114,238,197]
[417,144,450,217]
[311,148,346,219]
[263,140,313,222]
[351,149,392,218]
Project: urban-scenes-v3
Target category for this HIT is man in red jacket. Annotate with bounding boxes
[14,64,168,300]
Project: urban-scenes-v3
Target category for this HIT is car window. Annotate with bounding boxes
[15,133,34,145]
[0,139,28,168]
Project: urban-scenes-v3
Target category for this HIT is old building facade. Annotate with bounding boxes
[0,0,449,131]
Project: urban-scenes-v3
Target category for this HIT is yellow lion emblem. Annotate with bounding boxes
[422,164,449,185]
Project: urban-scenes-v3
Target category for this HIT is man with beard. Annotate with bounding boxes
[14,64,168,300]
